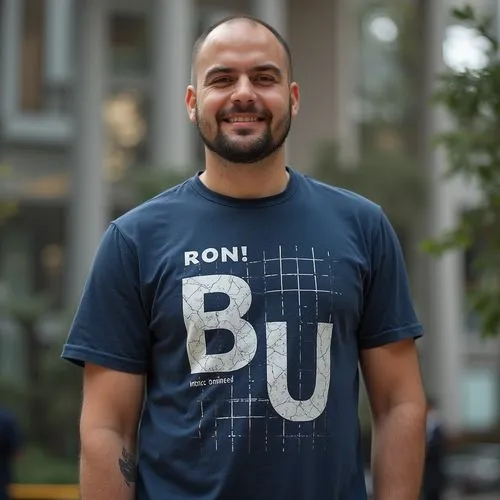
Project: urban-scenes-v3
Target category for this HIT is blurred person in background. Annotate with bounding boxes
[62,14,427,500]
[422,398,446,500]
[0,406,22,500]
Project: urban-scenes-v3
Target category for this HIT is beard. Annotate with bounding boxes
[195,102,292,164]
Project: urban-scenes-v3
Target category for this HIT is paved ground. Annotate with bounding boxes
[451,496,499,499]
[445,491,499,500]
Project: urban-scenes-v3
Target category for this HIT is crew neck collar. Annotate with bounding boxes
[190,167,299,208]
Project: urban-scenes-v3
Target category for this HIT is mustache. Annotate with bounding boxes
[216,104,272,122]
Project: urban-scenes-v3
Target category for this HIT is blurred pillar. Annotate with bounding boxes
[67,0,108,305]
[418,0,464,433]
[253,0,287,38]
[44,0,73,112]
[332,0,359,165]
[152,0,195,172]
[0,0,20,119]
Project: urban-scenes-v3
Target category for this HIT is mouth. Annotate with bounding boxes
[221,115,266,124]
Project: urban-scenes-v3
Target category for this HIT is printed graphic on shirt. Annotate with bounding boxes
[182,245,341,453]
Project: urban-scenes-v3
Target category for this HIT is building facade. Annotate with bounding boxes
[0,0,499,434]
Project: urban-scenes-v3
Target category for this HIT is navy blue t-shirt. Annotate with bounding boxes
[62,168,423,500]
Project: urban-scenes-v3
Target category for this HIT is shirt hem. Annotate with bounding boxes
[358,323,423,349]
[61,344,146,374]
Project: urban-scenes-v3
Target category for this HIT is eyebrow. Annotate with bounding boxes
[203,64,283,83]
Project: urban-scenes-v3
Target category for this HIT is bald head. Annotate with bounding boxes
[191,15,293,85]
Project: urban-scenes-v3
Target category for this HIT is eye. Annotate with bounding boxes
[211,76,232,86]
[255,74,276,84]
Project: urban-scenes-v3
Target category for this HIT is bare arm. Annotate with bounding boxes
[360,339,427,500]
[79,363,145,500]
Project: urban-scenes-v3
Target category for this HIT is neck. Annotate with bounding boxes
[200,148,289,199]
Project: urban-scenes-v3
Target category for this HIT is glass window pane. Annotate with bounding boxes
[104,89,150,181]
[0,228,33,296]
[109,13,149,76]
[461,368,499,430]
[20,0,46,111]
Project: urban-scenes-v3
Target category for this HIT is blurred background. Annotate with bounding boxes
[0,0,499,498]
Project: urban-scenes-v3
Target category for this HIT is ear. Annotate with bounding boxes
[185,85,197,123]
[290,82,300,117]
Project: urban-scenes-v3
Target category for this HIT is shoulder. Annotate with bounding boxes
[295,170,384,225]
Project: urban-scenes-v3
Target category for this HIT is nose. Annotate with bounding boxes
[231,76,256,106]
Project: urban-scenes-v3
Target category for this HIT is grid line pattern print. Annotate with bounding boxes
[189,246,339,453]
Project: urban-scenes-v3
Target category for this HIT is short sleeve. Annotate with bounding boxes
[357,210,423,349]
[61,223,150,373]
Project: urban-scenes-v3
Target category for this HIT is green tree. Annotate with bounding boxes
[422,5,500,337]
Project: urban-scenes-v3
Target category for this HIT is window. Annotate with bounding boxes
[1,0,73,142]
[104,89,149,181]
[19,0,45,112]
[106,8,152,184]
[356,1,419,156]
[461,367,499,430]
[0,228,33,297]
[109,13,150,76]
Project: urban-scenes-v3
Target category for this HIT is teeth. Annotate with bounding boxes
[228,117,259,123]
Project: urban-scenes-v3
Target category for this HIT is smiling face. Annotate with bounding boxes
[186,20,299,165]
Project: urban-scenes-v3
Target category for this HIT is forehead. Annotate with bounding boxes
[196,21,288,79]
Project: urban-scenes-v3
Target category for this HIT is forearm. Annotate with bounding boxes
[80,428,137,500]
[371,401,426,500]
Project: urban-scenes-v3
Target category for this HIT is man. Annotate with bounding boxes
[0,406,21,500]
[423,399,446,500]
[62,15,427,500]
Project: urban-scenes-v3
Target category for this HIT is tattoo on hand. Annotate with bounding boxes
[118,447,137,487]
